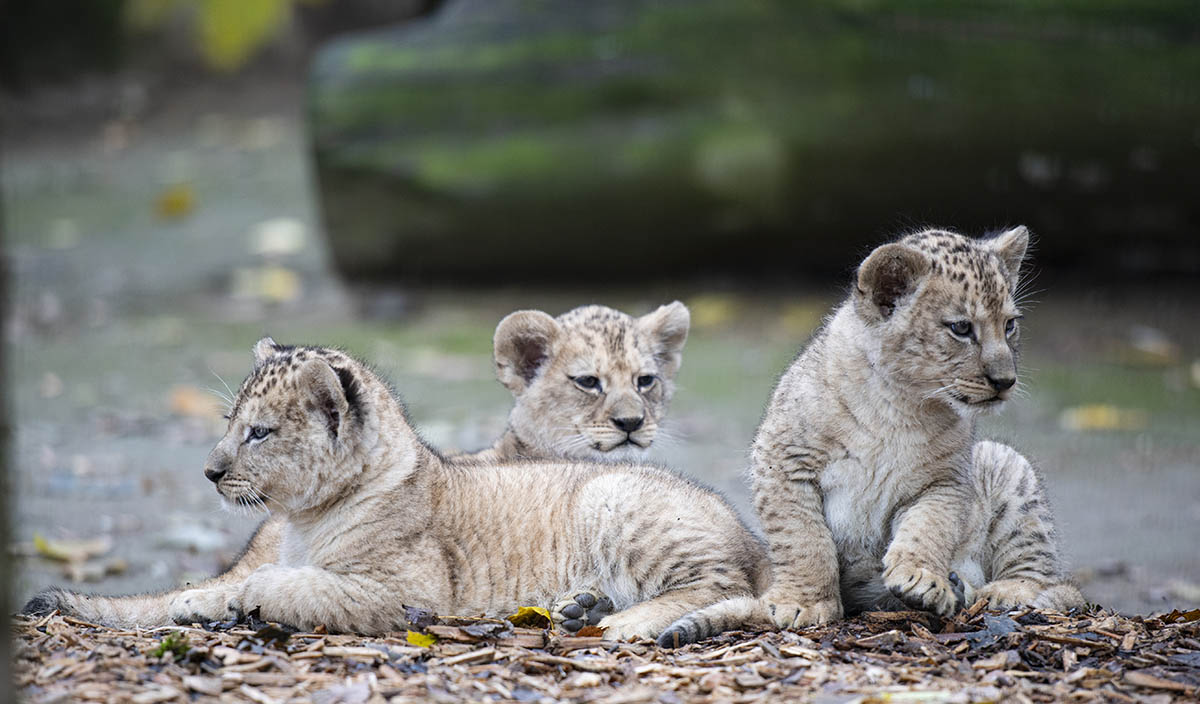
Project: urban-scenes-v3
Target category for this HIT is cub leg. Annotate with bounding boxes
[598,584,746,642]
[968,441,1084,611]
[751,442,842,628]
[882,477,972,617]
[26,517,284,629]
[226,564,403,634]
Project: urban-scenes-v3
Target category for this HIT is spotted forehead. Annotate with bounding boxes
[902,230,1013,312]
[555,306,653,370]
[230,346,354,418]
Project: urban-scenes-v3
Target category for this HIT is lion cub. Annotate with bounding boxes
[754,226,1083,629]
[27,342,765,640]
[464,301,690,461]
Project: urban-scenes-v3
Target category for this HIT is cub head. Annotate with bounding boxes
[493,302,690,459]
[853,226,1029,415]
[204,338,386,513]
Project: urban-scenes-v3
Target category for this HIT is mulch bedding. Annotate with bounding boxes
[13,602,1200,703]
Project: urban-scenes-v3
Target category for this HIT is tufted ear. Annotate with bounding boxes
[253,336,278,366]
[298,358,352,440]
[856,243,931,320]
[989,225,1029,285]
[493,310,561,394]
[637,301,690,380]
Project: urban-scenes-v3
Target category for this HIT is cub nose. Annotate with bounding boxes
[611,416,644,433]
[986,374,1016,391]
[204,465,227,484]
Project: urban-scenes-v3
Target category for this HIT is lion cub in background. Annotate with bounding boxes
[754,226,1083,628]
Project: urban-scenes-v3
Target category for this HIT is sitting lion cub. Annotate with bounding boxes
[755,226,1083,627]
[658,227,1083,646]
[27,342,765,640]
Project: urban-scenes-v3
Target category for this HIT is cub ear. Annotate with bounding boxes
[253,336,278,366]
[493,310,561,394]
[298,358,352,440]
[855,243,931,320]
[637,301,690,380]
[989,225,1030,285]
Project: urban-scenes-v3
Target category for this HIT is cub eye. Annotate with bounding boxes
[946,320,973,338]
[572,375,601,392]
[1005,318,1019,337]
[637,375,657,390]
[247,426,272,442]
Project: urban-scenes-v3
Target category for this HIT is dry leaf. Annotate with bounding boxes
[33,533,112,563]
[575,625,606,638]
[405,630,436,648]
[1058,404,1148,432]
[168,385,223,419]
[506,606,552,629]
[155,184,195,219]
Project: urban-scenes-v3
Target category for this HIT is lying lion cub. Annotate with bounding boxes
[26,342,765,641]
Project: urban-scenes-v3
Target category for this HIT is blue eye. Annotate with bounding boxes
[637,375,656,390]
[572,375,601,391]
[248,426,272,441]
[1005,318,1018,336]
[946,321,973,338]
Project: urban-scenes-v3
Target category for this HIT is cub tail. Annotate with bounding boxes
[23,587,174,629]
[656,596,772,648]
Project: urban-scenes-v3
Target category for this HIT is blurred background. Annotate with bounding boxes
[2,0,1198,616]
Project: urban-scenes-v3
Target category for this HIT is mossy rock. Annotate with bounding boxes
[310,0,1200,283]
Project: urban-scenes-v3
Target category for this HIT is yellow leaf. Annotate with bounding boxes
[198,0,289,72]
[506,606,552,629]
[406,630,437,648]
[168,385,224,419]
[34,533,113,563]
[1058,404,1148,432]
[155,184,195,219]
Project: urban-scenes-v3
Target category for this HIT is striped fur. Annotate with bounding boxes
[662,227,1083,646]
[25,342,765,640]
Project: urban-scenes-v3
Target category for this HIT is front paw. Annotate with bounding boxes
[764,592,842,629]
[551,590,613,633]
[883,563,960,617]
[169,588,238,625]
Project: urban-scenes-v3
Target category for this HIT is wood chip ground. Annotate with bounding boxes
[13,605,1200,702]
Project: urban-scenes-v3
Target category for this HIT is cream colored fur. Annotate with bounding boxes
[26,342,764,641]
[658,226,1083,646]
[467,302,690,462]
[24,304,690,631]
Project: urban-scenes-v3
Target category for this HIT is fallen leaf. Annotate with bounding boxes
[33,533,112,563]
[403,605,438,630]
[1058,404,1148,432]
[1159,608,1200,624]
[64,558,127,582]
[168,385,224,419]
[251,217,307,256]
[575,625,606,637]
[405,630,436,648]
[155,184,195,219]
[506,606,553,629]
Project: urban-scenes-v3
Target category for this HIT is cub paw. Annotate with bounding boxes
[551,590,613,633]
[883,564,961,617]
[169,588,238,625]
[764,595,842,629]
[596,611,656,642]
[974,579,1084,612]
